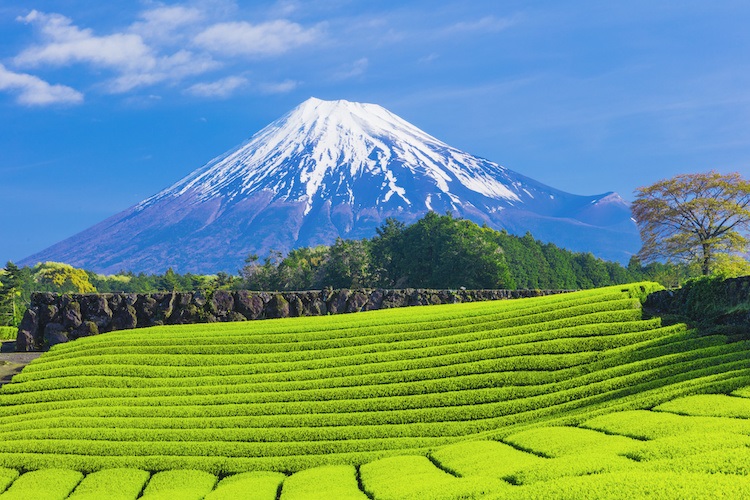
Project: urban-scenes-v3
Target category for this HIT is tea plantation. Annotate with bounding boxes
[0,282,749,498]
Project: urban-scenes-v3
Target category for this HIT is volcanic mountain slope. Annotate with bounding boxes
[21,98,640,274]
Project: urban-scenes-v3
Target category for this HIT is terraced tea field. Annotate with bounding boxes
[0,282,749,498]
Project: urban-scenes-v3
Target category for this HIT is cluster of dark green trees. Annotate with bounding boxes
[241,212,676,291]
[0,212,696,328]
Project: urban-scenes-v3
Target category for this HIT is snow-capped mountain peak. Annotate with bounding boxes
[139,97,522,216]
[23,98,640,274]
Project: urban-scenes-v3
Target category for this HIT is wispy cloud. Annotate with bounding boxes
[14,9,220,94]
[443,15,517,34]
[258,79,298,94]
[0,63,83,106]
[107,50,220,93]
[15,10,155,72]
[186,75,248,97]
[194,20,322,57]
[333,57,368,80]
[130,5,204,44]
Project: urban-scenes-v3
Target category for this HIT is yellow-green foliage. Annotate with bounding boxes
[66,468,149,500]
[627,431,750,461]
[2,383,750,497]
[654,393,750,418]
[205,471,285,500]
[279,465,367,500]
[1,283,750,475]
[359,455,507,500]
[0,469,18,494]
[34,262,95,294]
[0,327,15,341]
[646,447,750,476]
[430,440,544,478]
[503,426,640,458]
[490,471,750,499]
[0,469,82,500]
[505,453,637,485]
[138,470,216,500]
[583,409,750,440]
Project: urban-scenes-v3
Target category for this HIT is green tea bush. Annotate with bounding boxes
[429,440,544,478]
[278,465,367,500]
[654,393,750,418]
[359,455,508,500]
[138,469,217,500]
[204,471,285,500]
[503,426,639,458]
[583,409,750,440]
[0,469,18,494]
[0,282,747,476]
[646,447,750,475]
[627,431,750,461]
[505,453,637,485]
[493,471,750,499]
[0,469,82,500]
[66,468,149,500]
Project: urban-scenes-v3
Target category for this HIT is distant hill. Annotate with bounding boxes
[21,98,640,274]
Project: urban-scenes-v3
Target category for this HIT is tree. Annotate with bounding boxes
[35,262,96,294]
[158,268,181,291]
[0,262,23,326]
[316,238,370,289]
[632,171,750,275]
[241,251,283,291]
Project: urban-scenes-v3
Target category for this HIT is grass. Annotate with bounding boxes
[0,281,748,497]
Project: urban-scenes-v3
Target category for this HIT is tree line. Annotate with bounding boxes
[0,209,730,328]
[242,212,648,291]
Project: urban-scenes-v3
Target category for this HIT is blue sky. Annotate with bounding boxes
[2,0,750,267]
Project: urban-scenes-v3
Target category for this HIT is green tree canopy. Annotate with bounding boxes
[632,171,750,275]
[0,262,23,326]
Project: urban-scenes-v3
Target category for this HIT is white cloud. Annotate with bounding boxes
[130,5,204,43]
[444,15,516,34]
[107,50,220,93]
[15,10,221,94]
[333,57,368,80]
[258,79,298,94]
[0,63,83,106]
[15,10,155,72]
[8,7,320,101]
[194,20,321,57]
[186,75,248,97]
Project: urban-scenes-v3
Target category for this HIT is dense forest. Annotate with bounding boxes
[1,212,697,327]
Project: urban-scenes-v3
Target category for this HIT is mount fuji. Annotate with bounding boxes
[21,98,640,274]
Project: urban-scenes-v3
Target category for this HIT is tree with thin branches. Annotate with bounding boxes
[632,171,750,275]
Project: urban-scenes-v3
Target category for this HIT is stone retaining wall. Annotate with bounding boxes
[16,288,570,351]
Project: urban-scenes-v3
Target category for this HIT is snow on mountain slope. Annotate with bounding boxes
[21,98,640,274]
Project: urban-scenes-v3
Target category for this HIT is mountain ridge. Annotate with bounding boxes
[20,97,640,274]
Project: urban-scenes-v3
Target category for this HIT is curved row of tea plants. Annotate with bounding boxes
[0,282,748,476]
[2,388,750,498]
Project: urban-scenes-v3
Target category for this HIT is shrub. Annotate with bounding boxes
[205,471,285,500]
[139,469,217,500]
[0,469,82,500]
[278,465,367,500]
[67,468,150,500]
